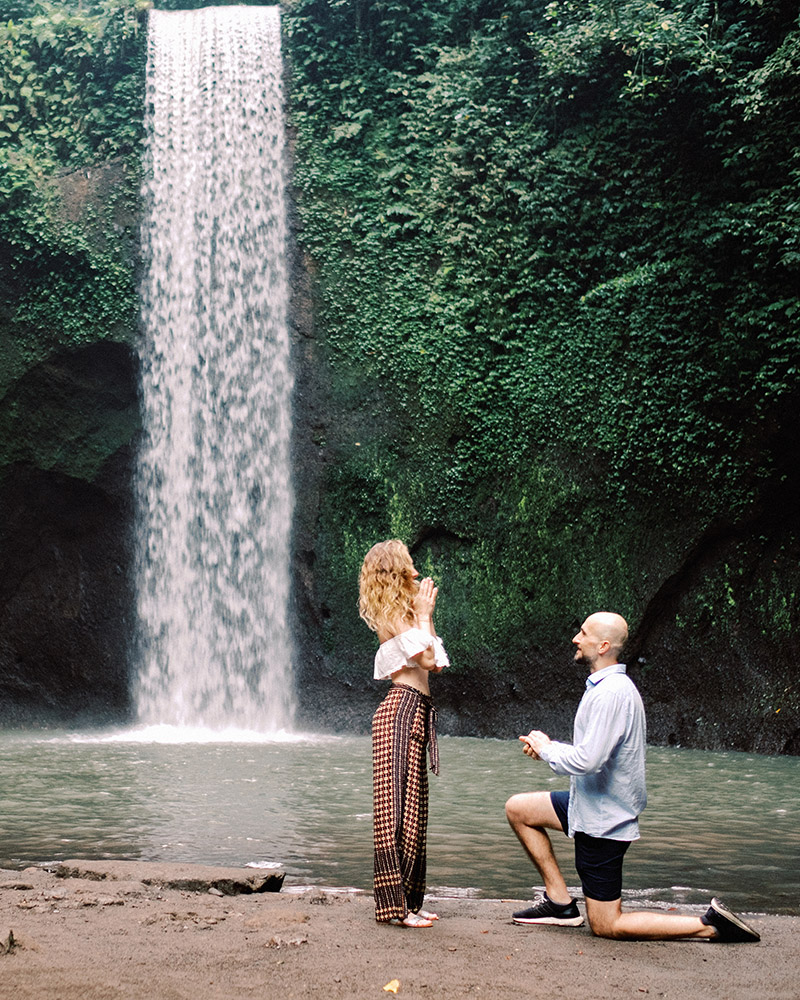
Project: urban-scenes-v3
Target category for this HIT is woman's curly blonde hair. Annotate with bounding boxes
[358,539,416,634]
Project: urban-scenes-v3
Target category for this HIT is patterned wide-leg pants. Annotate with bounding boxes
[372,684,438,922]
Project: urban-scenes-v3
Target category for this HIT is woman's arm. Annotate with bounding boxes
[410,577,438,670]
[376,578,443,675]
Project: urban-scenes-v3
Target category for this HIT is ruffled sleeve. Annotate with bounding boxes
[373,627,450,680]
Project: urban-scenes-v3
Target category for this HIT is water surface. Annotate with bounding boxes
[0,731,796,915]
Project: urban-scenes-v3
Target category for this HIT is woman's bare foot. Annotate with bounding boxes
[389,912,434,928]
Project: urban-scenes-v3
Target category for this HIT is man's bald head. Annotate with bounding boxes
[585,612,628,657]
[573,612,629,670]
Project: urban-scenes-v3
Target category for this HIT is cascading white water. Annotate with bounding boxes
[135,6,294,732]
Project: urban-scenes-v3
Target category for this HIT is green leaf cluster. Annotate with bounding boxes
[0,0,147,481]
[284,0,800,672]
[0,0,148,162]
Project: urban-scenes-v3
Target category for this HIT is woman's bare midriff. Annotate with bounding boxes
[389,664,431,695]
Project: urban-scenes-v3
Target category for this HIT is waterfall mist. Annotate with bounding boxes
[134,6,294,732]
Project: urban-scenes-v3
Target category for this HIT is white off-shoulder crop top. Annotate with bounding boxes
[373,627,450,680]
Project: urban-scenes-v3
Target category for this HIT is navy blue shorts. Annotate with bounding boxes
[550,790,630,902]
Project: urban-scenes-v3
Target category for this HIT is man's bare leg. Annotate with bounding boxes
[504,791,572,904]
[585,897,715,940]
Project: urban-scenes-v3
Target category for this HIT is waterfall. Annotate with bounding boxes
[134,6,294,732]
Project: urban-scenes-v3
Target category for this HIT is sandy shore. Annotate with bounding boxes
[1,862,796,1000]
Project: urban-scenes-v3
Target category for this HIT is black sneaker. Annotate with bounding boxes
[512,892,584,926]
[701,897,760,943]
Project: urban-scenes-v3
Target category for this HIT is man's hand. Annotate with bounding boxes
[519,730,551,760]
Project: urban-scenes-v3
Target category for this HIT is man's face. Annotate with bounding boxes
[572,618,601,668]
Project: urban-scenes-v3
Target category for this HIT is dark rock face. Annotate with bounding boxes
[0,131,139,727]
[0,342,138,726]
[287,230,329,732]
[0,458,135,726]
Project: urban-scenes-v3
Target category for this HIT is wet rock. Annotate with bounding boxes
[55,860,285,895]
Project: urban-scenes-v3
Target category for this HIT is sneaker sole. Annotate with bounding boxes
[709,898,760,942]
[513,915,584,926]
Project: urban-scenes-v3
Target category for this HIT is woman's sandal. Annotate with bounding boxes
[389,912,435,928]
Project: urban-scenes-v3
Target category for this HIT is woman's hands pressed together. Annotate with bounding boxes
[414,577,438,628]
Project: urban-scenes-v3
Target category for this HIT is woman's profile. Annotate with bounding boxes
[359,539,449,927]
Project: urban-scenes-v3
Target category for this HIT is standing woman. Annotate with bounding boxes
[359,539,449,928]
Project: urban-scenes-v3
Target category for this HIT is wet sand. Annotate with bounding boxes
[0,862,795,1000]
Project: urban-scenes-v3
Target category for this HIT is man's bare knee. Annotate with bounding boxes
[505,793,526,825]
[587,916,618,939]
[505,791,557,829]
[586,898,623,939]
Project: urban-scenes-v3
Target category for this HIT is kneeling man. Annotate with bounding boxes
[505,612,759,942]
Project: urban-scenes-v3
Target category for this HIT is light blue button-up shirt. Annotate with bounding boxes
[538,663,647,841]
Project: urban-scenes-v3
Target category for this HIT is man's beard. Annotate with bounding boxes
[575,650,595,668]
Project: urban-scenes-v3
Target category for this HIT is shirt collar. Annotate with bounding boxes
[585,662,627,689]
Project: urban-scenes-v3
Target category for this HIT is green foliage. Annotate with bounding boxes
[0,0,148,163]
[0,0,146,480]
[285,0,800,675]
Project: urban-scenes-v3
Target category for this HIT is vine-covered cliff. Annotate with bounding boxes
[0,0,797,751]
[284,0,800,752]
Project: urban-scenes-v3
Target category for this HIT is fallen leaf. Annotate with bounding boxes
[383,980,400,994]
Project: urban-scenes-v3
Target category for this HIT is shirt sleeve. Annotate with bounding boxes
[538,687,629,776]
